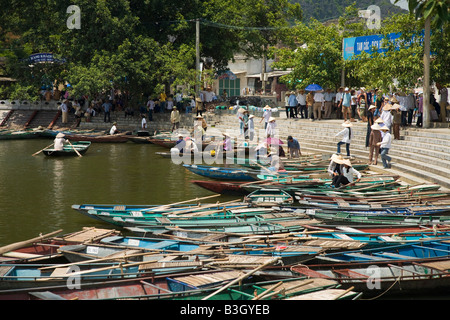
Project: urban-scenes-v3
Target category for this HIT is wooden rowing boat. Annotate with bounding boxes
[304,209,450,226]
[65,133,130,143]
[291,258,450,298]
[183,164,260,181]
[244,189,294,207]
[42,141,91,157]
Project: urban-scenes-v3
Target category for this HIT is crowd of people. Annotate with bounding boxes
[283,86,448,126]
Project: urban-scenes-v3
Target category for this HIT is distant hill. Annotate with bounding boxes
[291,0,408,23]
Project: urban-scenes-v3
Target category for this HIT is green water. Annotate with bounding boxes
[0,138,223,246]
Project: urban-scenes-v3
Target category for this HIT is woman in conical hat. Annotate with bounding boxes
[331,157,362,188]
[54,133,69,151]
[335,120,353,156]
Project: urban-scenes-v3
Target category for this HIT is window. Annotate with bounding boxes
[219,78,240,97]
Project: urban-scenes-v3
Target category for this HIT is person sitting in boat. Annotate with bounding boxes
[331,159,361,188]
[184,137,199,153]
[268,147,285,172]
[222,133,232,152]
[54,133,69,151]
[109,122,120,135]
[327,153,344,178]
[174,135,186,153]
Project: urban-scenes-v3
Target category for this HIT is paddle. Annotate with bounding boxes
[140,194,221,212]
[68,140,82,157]
[0,229,63,255]
[32,143,54,156]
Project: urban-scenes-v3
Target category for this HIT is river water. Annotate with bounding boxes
[0,138,227,246]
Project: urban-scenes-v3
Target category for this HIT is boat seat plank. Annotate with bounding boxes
[344,253,387,261]
[155,217,172,224]
[62,228,118,243]
[373,252,415,259]
[0,266,13,277]
[29,291,67,300]
[332,269,369,279]
[291,266,331,279]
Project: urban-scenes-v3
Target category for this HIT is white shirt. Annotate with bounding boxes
[54,137,67,151]
[263,110,272,123]
[60,103,68,112]
[397,95,407,111]
[335,127,352,143]
[110,125,117,135]
[380,132,392,149]
[336,92,343,103]
[324,92,333,102]
[342,166,362,183]
[380,110,392,128]
[327,161,342,176]
[314,92,325,102]
[296,94,306,105]
[147,100,154,110]
[141,118,147,129]
[248,118,254,132]
[266,121,276,136]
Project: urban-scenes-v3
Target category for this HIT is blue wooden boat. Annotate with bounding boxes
[0,261,202,290]
[309,238,450,265]
[183,164,260,181]
[59,235,324,267]
[294,229,450,248]
[304,209,450,226]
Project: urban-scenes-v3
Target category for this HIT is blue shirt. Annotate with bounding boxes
[288,94,297,107]
[103,102,112,112]
[342,93,351,107]
[287,138,300,150]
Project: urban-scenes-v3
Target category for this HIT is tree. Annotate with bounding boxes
[271,19,344,90]
[395,0,450,126]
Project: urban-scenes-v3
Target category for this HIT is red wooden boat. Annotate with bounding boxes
[191,180,247,195]
[66,132,130,143]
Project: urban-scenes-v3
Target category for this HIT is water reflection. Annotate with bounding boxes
[0,139,215,245]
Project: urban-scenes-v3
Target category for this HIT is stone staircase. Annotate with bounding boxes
[211,113,450,190]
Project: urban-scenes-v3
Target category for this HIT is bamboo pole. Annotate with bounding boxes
[0,229,63,255]
[141,194,221,212]
[201,257,281,300]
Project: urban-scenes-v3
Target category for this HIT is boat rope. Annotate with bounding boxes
[361,274,402,300]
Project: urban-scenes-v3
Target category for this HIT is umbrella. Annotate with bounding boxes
[305,83,323,91]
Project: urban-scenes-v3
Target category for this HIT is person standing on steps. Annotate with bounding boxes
[368,123,382,165]
[335,120,353,157]
[378,126,392,169]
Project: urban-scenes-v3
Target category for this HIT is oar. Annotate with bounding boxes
[0,229,63,255]
[141,194,221,212]
[32,143,54,156]
[67,140,82,157]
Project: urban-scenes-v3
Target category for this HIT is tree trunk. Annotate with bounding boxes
[423,16,431,128]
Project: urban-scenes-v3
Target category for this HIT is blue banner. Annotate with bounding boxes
[29,53,66,64]
[343,32,423,60]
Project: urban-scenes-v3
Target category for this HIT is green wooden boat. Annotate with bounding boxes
[304,209,450,226]
[42,141,91,157]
